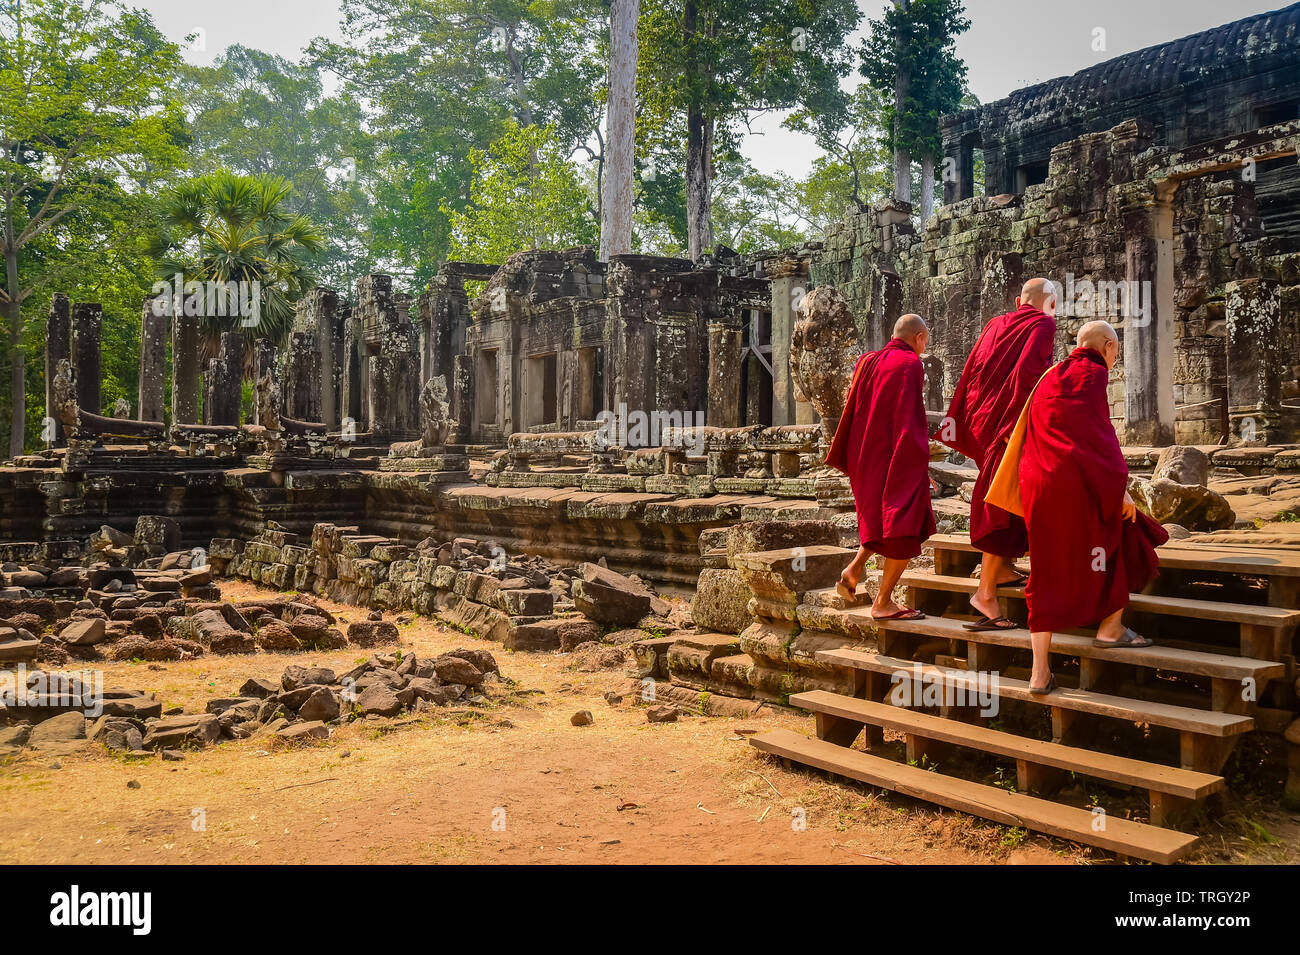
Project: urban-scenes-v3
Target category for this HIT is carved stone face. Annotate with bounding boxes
[790,285,860,424]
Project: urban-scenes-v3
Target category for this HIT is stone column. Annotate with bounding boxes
[253,339,279,426]
[171,314,201,425]
[706,323,743,427]
[138,298,167,422]
[206,331,244,425]
[45,294,71,445]
[1121,190,1176,446]
[767,255,807,427]
[70,302,102,415]
[1226,278,1282,443]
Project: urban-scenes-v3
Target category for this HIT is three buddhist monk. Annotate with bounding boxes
[1018,320,1168,694]
[941,278,1057,631]
[826,314,936,620]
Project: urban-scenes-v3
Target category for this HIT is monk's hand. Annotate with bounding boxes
[1122,492,1137,523]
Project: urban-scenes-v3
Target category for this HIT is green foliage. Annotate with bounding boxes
[310,0,607,283]
[861,0,971,162]
[150,169,325,344]
[0,0,188,451]
[177,44,375,288]
[445,121,597,263]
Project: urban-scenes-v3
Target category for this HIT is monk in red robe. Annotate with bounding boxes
[826,314,936,620]
[941,278,1057,631]
[1019,321,1167,694]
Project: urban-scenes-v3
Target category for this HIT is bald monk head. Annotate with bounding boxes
[892,313,930,355]
[1077,319,1120,369]
[1016,278,1059,317]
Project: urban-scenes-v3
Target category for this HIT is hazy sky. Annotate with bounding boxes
[137,0,1287,177]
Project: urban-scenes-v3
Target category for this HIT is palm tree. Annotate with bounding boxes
[151,170,325,359]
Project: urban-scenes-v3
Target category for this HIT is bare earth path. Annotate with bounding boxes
[1,581,1294,865]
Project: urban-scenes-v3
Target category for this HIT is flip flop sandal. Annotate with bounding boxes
[835,579,857,601]
[963,615,1019,632]
[873,607,926,621]
[1093,628,1154,649]
[1001,575,1029,589]
[1029,674,1058,696]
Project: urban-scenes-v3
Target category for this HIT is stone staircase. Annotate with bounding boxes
[745,534,1300,863]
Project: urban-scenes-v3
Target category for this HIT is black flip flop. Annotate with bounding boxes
[1001,574,1029,589]
[1029,674,1058,696]
[1093,628,1154,649]
[963,615,1019,632]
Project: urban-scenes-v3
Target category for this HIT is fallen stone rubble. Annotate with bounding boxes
[0,647,502,759]
[211,522,687,651]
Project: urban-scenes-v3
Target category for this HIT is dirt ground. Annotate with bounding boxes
[1,580,1296,865]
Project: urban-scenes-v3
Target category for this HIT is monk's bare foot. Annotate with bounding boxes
[836,570,859,602]
[969,592,1001,622]
[872,596,903,618]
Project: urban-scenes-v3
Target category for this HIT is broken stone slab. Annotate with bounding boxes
[732,545,851,624]
[0,627,39,662]
[296,688,341,722]
[572,565,654,625]
[631,636,676,679]
[276,720,330,742]
[691,568,754,634]
[281,665,337,691]
[665,632,742,689]
[504,616,600,652]
[142,714,221,750]
[59,618,107,646]
[28,711,87,749]
[354,684,402,717]
[346,620,400,647]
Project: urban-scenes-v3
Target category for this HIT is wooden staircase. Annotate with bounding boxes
[749,533,1299,863]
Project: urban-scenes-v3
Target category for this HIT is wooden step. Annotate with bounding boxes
[833,604,1285,685]
[926,532,1300,579]
[749,729,1200,863]
[816,647,1255,738]
[900,570,1300,631]
[790,690,1224,800]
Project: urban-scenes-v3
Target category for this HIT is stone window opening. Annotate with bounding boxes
[476,349,499,425]
[1015,160,1050,192]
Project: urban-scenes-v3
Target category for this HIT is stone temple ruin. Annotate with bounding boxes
[4,6,1300,862]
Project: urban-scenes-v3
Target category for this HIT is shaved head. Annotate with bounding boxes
[1020,278,1058,309]
[1077,320,1118,350]
[892,313,930,354]
[893,313,928,340]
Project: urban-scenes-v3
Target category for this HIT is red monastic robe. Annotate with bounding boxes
[1019,347,1168,633]
[942,304,1056,557]
[826,338,936,560]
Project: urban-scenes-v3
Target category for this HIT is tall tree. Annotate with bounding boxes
[0,0,186,455]
[786,82,894,216]
[445,121,597,263]
[177,45,374,288]
[150,170,325,349]
[600,0,638,260]
[311,0,606,284]
[861,0,970,221]
[638,0,860,261]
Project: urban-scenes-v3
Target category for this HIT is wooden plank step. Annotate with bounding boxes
[749,729,1200,863]
[816,647,1255,736]
[925,533,1300,578]
[790,690,1225,799]
[835,605,1285,683]
[900,570,1300,630]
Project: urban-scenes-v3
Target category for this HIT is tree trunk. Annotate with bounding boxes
[920,154,935,222]
[685,109,713,261]
[892,0,911,205]
[600,0,638,261]
[4,240,23,459]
